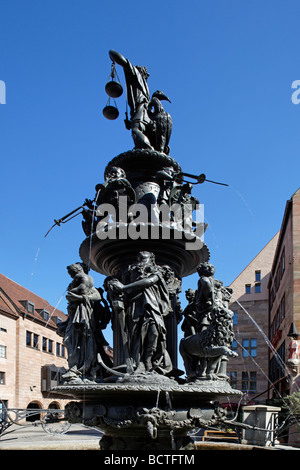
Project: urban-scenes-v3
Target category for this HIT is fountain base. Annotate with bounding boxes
[53,374,242,450]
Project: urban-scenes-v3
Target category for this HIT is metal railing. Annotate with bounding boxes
[0,403,71,436]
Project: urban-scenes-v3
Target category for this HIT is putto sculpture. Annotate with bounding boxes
[53,49,242,450]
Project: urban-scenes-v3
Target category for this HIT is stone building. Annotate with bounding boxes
[0,273,71,421]
[268,188,300,400]
[227,232,279,405]
[226,186,300,420]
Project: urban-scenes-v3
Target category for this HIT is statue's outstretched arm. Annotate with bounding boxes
[123,275,159,293]
[109,50,129,69]
[110,275,159,295]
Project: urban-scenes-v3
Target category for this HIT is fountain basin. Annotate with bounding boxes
[53,376,242,450]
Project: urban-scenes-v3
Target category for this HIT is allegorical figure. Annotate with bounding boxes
[109,50,172,154]
[107,251,173,375]
[181,289,197,338]
[180,262,237,381]
[57,262,112,383]
[109,49,152,150]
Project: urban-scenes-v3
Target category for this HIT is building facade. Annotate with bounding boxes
[268,188,300,400]
[0,273,71,422]
[227,233,279,405]
[226,185,300,449]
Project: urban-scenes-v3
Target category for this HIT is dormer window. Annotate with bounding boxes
[37,309,50,321]
[20,300,35,314]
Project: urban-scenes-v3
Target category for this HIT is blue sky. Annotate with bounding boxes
[1,1,300,348]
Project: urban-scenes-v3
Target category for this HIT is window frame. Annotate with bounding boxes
[0,345,6,359]
[255,270,261,282]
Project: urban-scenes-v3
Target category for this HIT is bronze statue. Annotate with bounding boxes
[181,289,197,338]
[179,262,237,381]
[148,90,172,154]
[108,50,172,154]
[106,251,173,375]
[53,49,242,450]
[57,263,112,383]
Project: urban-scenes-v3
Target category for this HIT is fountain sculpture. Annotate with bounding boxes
[53,50,242,450]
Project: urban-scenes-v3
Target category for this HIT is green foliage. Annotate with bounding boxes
[282,391,300,429]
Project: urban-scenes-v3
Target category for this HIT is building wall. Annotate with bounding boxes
[0,313,17,407]
[269,214,293,391]
[0,310,71,417]
[292,189,300,335]
[227,233,279,403]
[269,189,300,398]
[15,315,68,409]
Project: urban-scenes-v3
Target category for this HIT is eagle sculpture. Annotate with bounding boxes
[147,90,172,155]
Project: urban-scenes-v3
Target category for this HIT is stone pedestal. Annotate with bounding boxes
[242,405,281,447]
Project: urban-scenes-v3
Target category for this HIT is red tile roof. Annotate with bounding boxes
[0,273,67,327]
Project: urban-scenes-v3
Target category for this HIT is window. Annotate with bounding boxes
[26,331,32,347]
[21,301,35,314]
[245,284,251,294]
[231,340,238,353]
[233,311,238,325]
[42,337,54,354]
[242,371,257,391]
[27,301,35,314]
[27,331,39,349]
[242,338,257,357]
[0,371,5,384]
[255,271,261,282]
[42,310,49,321]
[56,343,65,357]
[250,338,257,357]
[255,283,261,293]
[242,339,249,356]
[0,345,6,358]
[230,371,237,389]
[249,372,257,391]
[51,370,58,381]
[33,334,39,349]
[242,371,248,391]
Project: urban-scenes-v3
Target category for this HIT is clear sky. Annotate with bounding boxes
[1,1,300,349]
